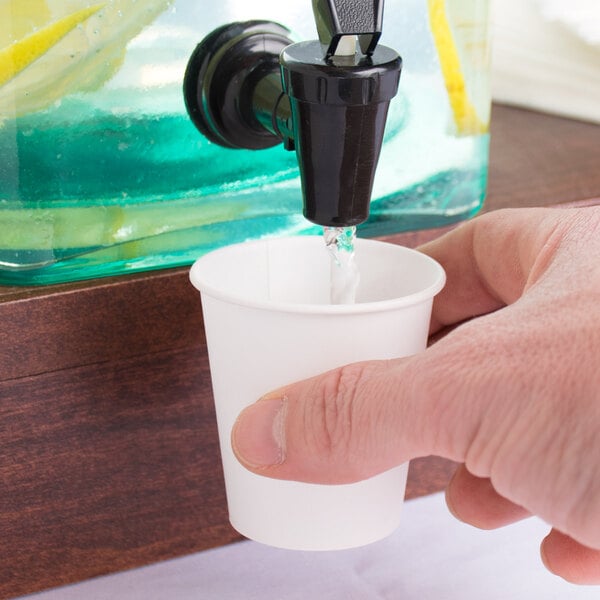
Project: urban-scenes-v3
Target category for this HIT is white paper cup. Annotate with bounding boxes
[189,236,445,551]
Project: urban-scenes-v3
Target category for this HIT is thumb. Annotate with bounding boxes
[231,334,477,484]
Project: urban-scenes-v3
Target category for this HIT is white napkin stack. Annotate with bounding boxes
[491,0,600,123]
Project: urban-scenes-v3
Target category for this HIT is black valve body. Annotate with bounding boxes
[281,42,401,226]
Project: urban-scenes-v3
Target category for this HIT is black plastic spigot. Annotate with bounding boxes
[280,42,400,226]
[183,0,401,228]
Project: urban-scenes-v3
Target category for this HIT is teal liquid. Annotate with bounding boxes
[0,102,299,206]
[0,73,488,285]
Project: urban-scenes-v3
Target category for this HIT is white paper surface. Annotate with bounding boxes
[536,0,600,46]
[491,0,600,123]
[20,491,599,599]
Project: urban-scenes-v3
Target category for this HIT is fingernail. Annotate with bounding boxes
[231,397,287,469]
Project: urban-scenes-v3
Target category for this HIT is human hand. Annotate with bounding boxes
[231,206,600,584]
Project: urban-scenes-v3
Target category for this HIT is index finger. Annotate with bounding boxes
[417,207,568,333]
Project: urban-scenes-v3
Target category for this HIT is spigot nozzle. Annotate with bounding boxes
[281,42,401,227]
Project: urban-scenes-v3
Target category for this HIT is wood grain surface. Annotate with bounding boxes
[1,104,599,599]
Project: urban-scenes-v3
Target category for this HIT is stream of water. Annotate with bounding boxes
[324,226,360,305]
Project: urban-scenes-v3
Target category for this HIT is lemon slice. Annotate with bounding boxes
[0,4,103,87]
[427,0,491,135]
[0,0,172,118]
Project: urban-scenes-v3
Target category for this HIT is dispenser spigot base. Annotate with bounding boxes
[183,21,294,151]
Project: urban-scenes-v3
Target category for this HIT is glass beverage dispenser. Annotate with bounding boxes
[0,0,491,284]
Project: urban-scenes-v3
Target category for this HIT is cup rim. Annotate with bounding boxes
[189,236,446,315]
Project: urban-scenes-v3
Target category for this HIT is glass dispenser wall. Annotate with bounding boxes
[0,0,491,284]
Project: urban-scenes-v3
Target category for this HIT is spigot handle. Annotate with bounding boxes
[312,0,384,58]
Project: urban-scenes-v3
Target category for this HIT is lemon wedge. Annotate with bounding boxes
[427,0,490,135]
[0,4,103,87]
[0,0,172,118]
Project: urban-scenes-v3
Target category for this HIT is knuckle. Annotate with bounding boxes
[302,363,372,460]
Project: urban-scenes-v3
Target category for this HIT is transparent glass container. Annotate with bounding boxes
[0,0,491,284]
